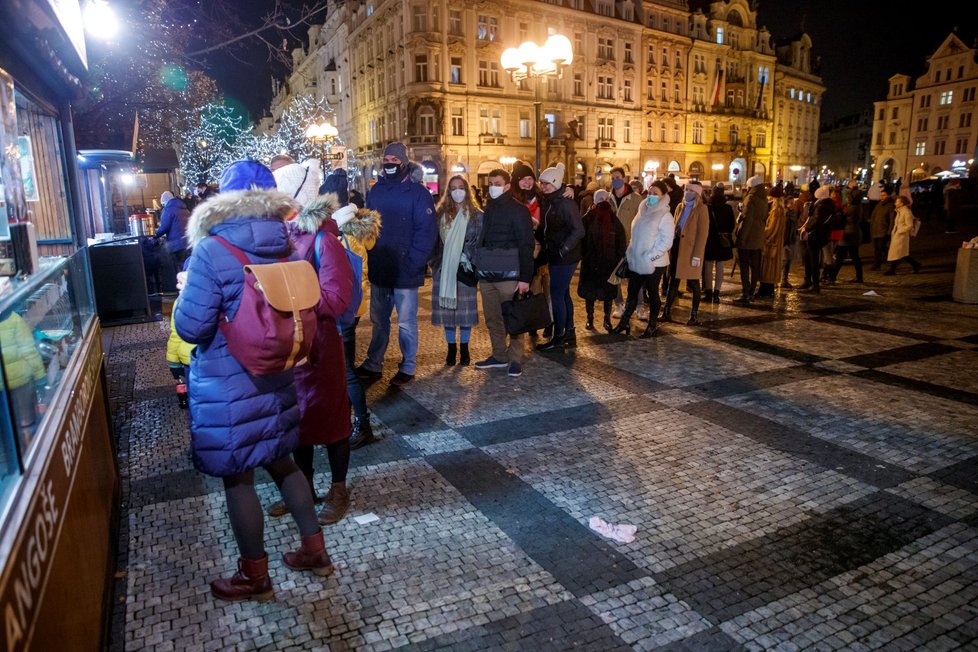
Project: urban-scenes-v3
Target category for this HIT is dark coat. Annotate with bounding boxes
[577,201,626,301]
[705,199,735,261]
[289,198,354,446]
[870,197,895,239]
[156,197,190,252]
[539,189,585,266]
[174,190,301,477]
[804,198,835,249]
[365,173,438,288]
[480,193,535,283]
[430,210,483,327]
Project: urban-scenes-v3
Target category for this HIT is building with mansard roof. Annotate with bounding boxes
[870,32,978,185]
[263,0,822,194]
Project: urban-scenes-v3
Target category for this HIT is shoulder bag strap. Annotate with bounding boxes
[314,231,324,271]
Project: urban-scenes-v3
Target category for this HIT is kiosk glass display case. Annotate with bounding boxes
[0,250,94,509]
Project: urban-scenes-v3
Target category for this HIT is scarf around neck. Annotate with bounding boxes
[438,207,469,309]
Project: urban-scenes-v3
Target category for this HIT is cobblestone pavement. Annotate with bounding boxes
[107,224,978,651]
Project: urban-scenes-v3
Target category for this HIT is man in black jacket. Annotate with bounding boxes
[474,169,535,378]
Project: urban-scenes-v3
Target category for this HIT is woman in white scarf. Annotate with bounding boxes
[431,175,484,365]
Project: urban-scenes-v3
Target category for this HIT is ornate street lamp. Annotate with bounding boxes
[501,34,573,176]
[305,121,339,171]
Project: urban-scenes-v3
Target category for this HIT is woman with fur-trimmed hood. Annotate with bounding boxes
[174,160,333,602]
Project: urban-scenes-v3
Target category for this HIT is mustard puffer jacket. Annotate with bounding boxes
[166,298,194,366]
[0,312,45,389]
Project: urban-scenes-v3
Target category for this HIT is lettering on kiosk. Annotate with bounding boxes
[4,481,60,649]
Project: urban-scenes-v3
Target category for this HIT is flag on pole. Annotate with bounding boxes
[755,79,765,111]
[711,62,724,106]
[131,111,140,154]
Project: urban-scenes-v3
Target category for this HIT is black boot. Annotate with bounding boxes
[446,343,457,366]
[349,416,380,449]
[562,327,577,348]
[639,319,659,338]
[603,313,613,332]
[536,330,565,351]
[611,309,634,335]
[542,323,553,339]
[660,306,673,322]
[584,303,595,330]
[459,343,470,366]
[686,310,700,326]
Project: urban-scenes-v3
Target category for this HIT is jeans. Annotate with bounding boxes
[364,285,419,375]
[548,262,577,334]
[341,320,367,419]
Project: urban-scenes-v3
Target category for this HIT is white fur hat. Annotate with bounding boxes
[160,191,174,205]
[593,189,610,204]
[272,159,321,207]
[539,162,565,188]
[747,175,764,188]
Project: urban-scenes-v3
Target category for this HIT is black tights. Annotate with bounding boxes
[625,268,664,317]
[222,456,320,560]
[293,441,350,485]
[666,278,701,313]
[585,299,613,320]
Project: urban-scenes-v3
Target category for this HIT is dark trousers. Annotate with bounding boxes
[872,237,888,269]
[888,256,921,273]
[832,244,863,281]
[803,241,823,289]
[666,278,701,314]
[342,319,367,419]
[548,263,577,333]
[625,268,665,319]
[585,299,613,321]
[738,249,761,297]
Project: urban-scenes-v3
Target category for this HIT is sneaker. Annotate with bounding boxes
[474,356,508,369]
[390,371,414,386]
[507,361,523,377]
[612,305,624,319]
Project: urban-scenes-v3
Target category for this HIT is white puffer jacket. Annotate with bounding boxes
[626,197,675,274]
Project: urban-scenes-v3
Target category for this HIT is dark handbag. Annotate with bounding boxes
[457,262,478,287]
[501,291,552,335]
[608,257,629,285]
[473,247,519,281]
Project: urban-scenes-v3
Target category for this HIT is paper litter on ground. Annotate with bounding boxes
[589,516,637,543]
[353,513,380,525]
[863,290,880,296]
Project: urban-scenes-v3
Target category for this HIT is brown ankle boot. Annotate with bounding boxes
[267,474,321,517]
[318,483,350,525]
[210,555,274,602]
[282,529,334,576]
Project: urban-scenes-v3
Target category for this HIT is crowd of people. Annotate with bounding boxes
[166,142,932,602]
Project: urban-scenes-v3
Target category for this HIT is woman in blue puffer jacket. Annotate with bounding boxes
[174,160,333,602]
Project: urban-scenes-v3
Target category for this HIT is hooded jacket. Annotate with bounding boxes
[626,196,674,275]
[539,188,585,266]
[156,197,190,252]
[288,195,355,445]
[174,188,301,477]
[365,164,438,287]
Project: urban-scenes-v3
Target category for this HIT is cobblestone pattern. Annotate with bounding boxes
[108,239,978,651]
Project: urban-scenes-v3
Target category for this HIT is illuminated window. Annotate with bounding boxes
[939,90,953,105]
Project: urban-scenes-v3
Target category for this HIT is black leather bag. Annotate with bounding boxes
[608,257,629,285]
[473,247,519,281]
[501,291,552,335]
[457,262,478,287]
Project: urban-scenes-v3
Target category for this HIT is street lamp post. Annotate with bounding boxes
[305,121,339,172]
[501,35,573,176]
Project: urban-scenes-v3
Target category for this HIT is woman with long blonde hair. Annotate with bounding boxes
[432,175,484,365]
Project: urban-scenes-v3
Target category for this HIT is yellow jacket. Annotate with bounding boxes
[0,312,45,389]
[338,208,381,319]
[166,300,195,366]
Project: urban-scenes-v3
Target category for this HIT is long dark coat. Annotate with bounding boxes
[577,201,626,301]
[430,210,483,327]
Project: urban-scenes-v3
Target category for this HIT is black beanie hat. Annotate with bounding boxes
[512,162,535,183]
[319,168,349,207]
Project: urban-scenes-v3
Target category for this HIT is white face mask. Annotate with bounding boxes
[488,186,505,200]
[450,189,466,204]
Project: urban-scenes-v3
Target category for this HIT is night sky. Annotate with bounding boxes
[211,0,969,125]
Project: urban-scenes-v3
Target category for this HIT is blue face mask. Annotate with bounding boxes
[611,178,624,190]
[646,195,660,207]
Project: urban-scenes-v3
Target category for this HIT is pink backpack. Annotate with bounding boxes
[213,236,321,375]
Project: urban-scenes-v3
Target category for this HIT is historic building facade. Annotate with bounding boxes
[818,109,873,184]
[870,33,978,184]
[264,0,822,193]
